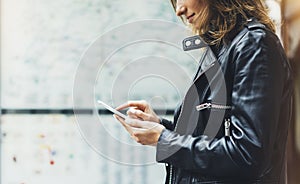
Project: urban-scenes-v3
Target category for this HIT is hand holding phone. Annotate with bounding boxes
[97,100,128,119]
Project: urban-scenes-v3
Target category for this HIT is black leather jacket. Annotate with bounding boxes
[156,20,293,184]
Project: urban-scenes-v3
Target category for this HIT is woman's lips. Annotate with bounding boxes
[187,13,195,23]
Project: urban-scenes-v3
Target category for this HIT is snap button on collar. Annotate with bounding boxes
[182,35,207,51]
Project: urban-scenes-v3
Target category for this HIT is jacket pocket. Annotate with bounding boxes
[196,103,232,137]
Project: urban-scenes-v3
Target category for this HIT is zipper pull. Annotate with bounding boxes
[196,103,211,111]
[224,119,231,137]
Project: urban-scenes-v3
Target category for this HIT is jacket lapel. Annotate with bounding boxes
[193,46,217,81]
[175,46,218,135]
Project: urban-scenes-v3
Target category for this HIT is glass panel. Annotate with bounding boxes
[1,0,198,109]
[1,114,167,184]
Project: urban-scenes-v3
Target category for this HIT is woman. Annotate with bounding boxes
[115,0,293,183]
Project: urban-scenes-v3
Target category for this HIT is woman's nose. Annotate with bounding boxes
[176,4,186,16]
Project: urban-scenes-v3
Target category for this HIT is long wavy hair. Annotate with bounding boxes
[170,0,275,45]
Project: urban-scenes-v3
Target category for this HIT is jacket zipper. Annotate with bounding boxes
[169,165,173,184]
[196,103,232,137]
[224,118,231,137]
[196,103,232,111]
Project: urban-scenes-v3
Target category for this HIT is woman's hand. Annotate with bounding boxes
[116,100,160,123]
[114,115,165,146]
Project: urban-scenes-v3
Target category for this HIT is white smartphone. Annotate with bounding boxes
[97,100,127,120]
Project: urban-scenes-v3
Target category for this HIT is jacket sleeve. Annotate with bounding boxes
[160,118,175,131]
[156,29,289,177]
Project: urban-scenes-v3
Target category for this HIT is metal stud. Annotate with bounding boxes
[195,39,201,45]
[185,40,191,47]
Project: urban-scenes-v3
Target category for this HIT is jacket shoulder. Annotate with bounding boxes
[229,20,279,56]
[236,21,269,45]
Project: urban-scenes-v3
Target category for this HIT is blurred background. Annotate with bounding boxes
[0,0,300,184]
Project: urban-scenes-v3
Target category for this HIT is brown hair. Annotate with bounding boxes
[170,0,276,45]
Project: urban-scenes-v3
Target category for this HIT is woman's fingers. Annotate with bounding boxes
[113,115,133,135]
[115,102,130,111]
[127,100,148,110]
[125,118,159,129]
[114,116,165,145]
[116,100,148,111]
[125,119,165,145]
[125,118,145,128]
[116,101,160,122]
[127,108,150,121]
